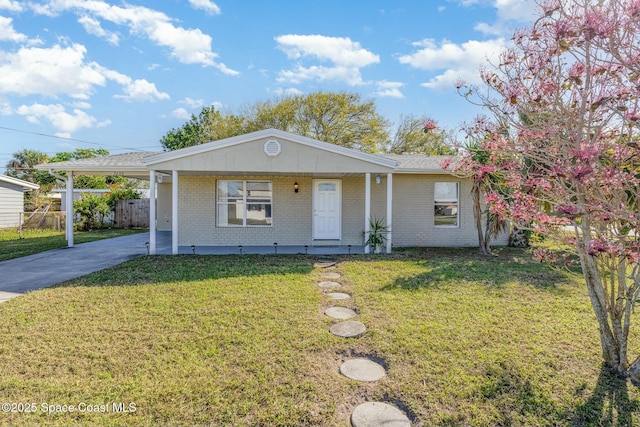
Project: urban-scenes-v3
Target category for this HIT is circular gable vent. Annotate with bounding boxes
[264,139,281,156]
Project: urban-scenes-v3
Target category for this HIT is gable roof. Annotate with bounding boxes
[142,128,398,170]
[0,174,39,190]
[35,130,459,176]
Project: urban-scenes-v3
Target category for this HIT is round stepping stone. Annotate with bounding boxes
[318,281,341,289]
[326,292,351,300]
[321,271,341,279]
[314,259,337,268]
[340,358,386,382]
[325,306,357,320]
[351,402,411,427]
[330,321,366,338]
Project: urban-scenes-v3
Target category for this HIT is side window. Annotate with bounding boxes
[434,182,459,227]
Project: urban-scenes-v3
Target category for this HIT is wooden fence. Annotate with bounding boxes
[114,199,149,228]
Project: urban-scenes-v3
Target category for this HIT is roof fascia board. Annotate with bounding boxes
[142,128,398,169]
[0,174,40,190]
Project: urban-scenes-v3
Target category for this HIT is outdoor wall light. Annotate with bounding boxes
[375,175,382,185]
[294,181,299,193]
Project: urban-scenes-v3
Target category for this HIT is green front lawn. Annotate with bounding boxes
[0,228,146,261]
[0,248,637,426]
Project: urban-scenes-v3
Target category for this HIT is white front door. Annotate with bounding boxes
[313,179,341,240]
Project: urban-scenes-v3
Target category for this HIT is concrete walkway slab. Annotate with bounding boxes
[326,292,351,300]
[318,281,341,289]
[320,272,341,279]
[325,306,357,320]
[351,402,411,427]
[330,321,366,338]
[340,359,386,382]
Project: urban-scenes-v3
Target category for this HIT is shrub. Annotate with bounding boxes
[74,194,110,231]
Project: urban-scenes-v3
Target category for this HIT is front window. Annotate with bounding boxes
[217,180,272,227]
[434,182,458,227]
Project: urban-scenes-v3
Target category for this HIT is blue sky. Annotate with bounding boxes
[0,0,538,172]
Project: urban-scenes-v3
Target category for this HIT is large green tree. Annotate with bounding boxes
[161,91,390,153]
[385,115,456,155]
[160,106,246,151]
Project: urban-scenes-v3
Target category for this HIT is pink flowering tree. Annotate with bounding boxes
[455,0,640,379]
[443,127,508,255]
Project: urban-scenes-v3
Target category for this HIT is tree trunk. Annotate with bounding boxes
[472,185,491,255]
[578,246,624,372]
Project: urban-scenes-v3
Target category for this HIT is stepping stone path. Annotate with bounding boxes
[351,402,411,427]
[325,306,357,320]
[329,320,366,338]
[340,358,386,382]
[326,292,351,300]
[318,281,341,289]
[313,258,410,426]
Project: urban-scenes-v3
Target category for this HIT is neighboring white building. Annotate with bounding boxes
[0,174,39,228]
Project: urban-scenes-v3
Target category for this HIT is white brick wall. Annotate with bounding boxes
[171,173,508,248]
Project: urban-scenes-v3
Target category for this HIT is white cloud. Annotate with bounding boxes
[179,97,205,108]
[0,44,107,98]
[15,103,110,135]
[0,0,23,12]
[0,101,11,115]
[172,107,191,120]
[116,78,170,102]
[494,0,537,22]
[77,15,119,45]
[373,81,404,99]
[0,43,169,102]
[71,101,91,109]
[273,87,303,97]
[0,16,27,42]
[275,34,379,86]
[451,0,537,36]
[35,0,237,74]
[398,38,506,90]
[188,0,221,15]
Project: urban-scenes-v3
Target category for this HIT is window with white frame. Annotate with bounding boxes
[434,182,459,227]
[217,180,272,227]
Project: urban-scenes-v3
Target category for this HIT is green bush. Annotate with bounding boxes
[105,187,141,210]
[74,193,110,231]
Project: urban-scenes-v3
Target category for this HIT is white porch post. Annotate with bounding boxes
[171,170,179,255]
[149,170,156,255]
[66,171,74,247]
[386,173,393,253]
[364,172,371,254]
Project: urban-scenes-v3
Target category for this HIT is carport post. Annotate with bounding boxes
[386,173,393,253]
[66,171,74,247]
[364,173,371,254]
[149,170,156,255]
[172,170,178,255]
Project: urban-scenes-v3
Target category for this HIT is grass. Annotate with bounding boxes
[0,228,147,261]
[0,247,638,426]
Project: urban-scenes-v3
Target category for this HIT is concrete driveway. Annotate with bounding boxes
[0,231,364,303]
[0,232,155,303]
